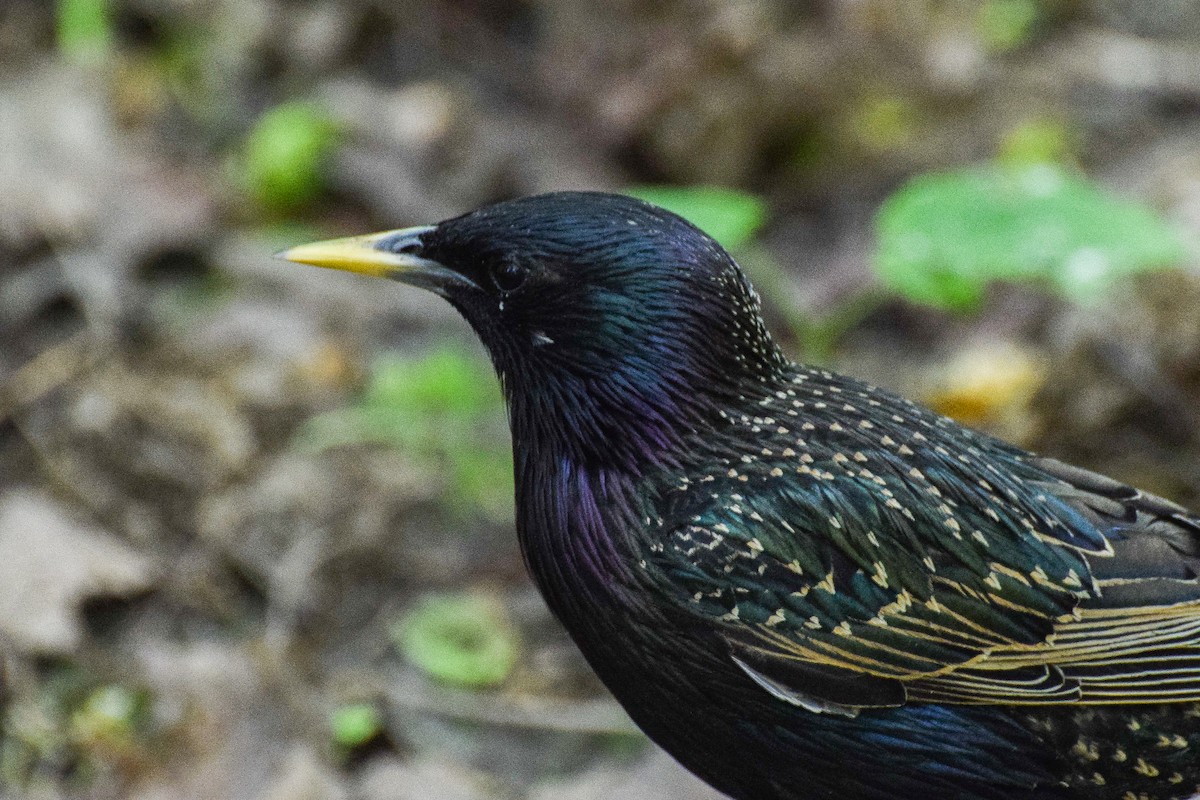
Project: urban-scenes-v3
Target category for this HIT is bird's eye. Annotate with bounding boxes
[490,259,528,293]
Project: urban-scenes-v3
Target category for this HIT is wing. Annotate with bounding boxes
[989,456,1200,704]
[646,418,1200,713]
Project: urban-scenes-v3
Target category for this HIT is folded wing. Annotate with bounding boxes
[648,444,1200,711]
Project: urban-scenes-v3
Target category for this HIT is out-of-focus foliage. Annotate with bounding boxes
[330,703,383,750]
[977,0,1042,52]
[56,0,114,62]
[624,187,768,252]
[998,119,1076,167]
[874,165,1187,310]
[2,667,152,789]
[920,342,1047,443]
[298,346,513,521]
[241,102,340,213]
[69,685,148,754]
[853,95,921,155]
[393,593,519,689]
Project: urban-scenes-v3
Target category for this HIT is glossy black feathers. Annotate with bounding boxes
[370,193,1200,799]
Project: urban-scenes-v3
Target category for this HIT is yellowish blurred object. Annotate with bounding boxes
[295,341,358,392]
[922,342,1046,443]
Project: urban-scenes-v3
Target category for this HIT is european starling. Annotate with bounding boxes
[281,192,1200,800]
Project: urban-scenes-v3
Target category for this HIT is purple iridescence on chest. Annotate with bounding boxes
[555,457,614,577]
[517,453,650,618]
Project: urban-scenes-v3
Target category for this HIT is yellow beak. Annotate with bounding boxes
[276,226,477,293]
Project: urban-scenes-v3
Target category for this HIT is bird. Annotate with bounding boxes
[279,191,1200,800]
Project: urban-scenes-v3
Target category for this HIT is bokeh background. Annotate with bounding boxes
[2,1,1200,798]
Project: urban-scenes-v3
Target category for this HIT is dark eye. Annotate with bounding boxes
[490,259,528,293]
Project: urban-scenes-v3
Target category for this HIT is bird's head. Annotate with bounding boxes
[281,191,786,470]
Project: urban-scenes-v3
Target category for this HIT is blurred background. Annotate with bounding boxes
[1,1,1199,798]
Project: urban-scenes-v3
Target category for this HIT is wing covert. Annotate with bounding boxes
[644,408,1200,711]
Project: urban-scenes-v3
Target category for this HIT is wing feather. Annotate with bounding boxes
[648,438,1200,711]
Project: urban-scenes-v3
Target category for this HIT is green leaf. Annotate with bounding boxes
[977,0,1040,52]
[854,95,919,153]
[70,685,144,746]
[330,703,382,748]
[998,119,1074,166]
[296,345,512,521]
[393,593,519,688]
[625,186,768,251]
[451,447,517,522]
[57,0,113,61]
[243,102,339,212]
[874,164,1187,310]
[364,348,496,416]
